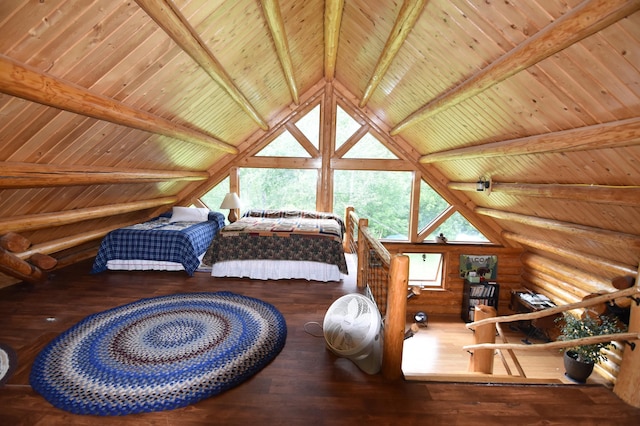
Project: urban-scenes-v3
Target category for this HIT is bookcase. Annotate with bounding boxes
[461,279,500,323]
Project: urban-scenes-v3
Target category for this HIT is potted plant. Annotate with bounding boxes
[556,311,626,383]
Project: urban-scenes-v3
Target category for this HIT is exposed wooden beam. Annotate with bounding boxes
[360,0,427,107]
[391,0,640,135]
[0,55,237,154]
[0,196,177,234]
[503,231,638,278]
[16,222,138,261]
[422,117,640,163]
[324,0,344,81]
[0,161,209,189]
[476,207,640,249]
[448,181,640,207]
[260,0,299,104]
[135,0,268,130]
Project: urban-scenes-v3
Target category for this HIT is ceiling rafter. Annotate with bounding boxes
[503,232,638,278]
[0,161,208,189]
[448,181,640,206]
[359,0,428,108]
[0,55,238,154]
[135,0,268,130]
[260,0,299,104]
[476,207,640,249]
[391,0,640,135]
[324,0,344,81]
[420,117,640,162]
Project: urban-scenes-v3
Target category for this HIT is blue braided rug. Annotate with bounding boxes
[29,292,287,416]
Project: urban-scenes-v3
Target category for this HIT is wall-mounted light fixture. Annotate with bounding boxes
[476,177,491,193]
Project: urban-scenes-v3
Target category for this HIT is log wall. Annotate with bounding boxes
[383,243,524,317]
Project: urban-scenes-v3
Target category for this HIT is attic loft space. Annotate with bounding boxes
[197,89,490,244]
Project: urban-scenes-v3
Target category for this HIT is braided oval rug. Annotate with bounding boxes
[29,292,287,416]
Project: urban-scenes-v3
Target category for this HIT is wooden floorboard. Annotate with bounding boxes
[0,259,639,425]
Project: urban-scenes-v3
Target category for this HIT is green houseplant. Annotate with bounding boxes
[556,311,626,382]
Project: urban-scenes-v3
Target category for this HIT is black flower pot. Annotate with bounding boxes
[563,350,594,383]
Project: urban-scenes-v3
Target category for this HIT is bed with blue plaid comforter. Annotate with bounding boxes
[91,212,225,276]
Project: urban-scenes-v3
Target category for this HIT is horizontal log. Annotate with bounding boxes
[422,116,640,162]
[0,196,177,234]
[504,231,638,278]
[0,247,44,283]
[16,220,145,260]
[0,161,208,189]
[467,285,640,329]
[30,253,57,270]
[521,270,588,303]
[521,253,615,295]
[0,55,238,153]
[464,332,640,352]
[449,181,640,207]
[0,232,31,252]
[476,207,640,249]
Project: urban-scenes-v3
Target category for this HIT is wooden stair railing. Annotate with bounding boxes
[464,284,640,378]
[346,207,408,380]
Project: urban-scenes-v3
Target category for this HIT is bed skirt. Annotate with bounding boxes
[106,253,206,272]
[211,260,343,282]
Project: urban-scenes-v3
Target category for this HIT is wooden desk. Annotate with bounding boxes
[510,290,561,342]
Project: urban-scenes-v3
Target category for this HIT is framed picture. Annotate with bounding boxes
[459,254,498,280]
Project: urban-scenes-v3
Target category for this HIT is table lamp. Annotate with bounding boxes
[220,192,241,223]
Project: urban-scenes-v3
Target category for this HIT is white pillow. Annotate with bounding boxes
[169,207,209,223]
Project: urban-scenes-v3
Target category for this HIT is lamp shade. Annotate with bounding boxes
[220,192,242,209]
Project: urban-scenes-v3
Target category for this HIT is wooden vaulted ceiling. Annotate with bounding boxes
[0,0,639,286]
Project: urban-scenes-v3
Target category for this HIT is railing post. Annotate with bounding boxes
[382,254,408,380]
[356,218,368,290]
[470,305,497,374]
[343,206,354,253]
[614,269,640,407]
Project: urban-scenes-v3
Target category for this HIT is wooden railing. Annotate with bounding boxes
[345,207,409,380]
[464,285,640,378]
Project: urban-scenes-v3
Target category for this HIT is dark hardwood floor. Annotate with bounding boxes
[1,259,639,425]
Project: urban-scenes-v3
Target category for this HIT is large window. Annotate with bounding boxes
[200,96,489,245]
[239,168,317,211]
[333,170,412,240]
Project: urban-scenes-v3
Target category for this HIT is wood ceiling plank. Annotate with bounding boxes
[391,0,640,135]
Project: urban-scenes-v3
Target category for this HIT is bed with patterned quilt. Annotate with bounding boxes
[91,207,226,276]
[202,209,348,282]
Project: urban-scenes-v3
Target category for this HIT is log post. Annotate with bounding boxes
[343,206,354,253]
[614,270,640,407]
[471,305,497,374]
[356,218,368,290]
[382,254,408,380]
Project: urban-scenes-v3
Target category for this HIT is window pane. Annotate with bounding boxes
[335,105,362,150]
[418,179,450,231]
[334,170,412,240]
[405,253,443,287]
[343,132,398,159]
[200,176,230,211]
[294,104,320,149]
[256,130,310,157]
[239,168,317,210]
[426,211,489,242]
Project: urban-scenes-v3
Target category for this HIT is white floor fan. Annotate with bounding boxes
[323,293,383,374]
